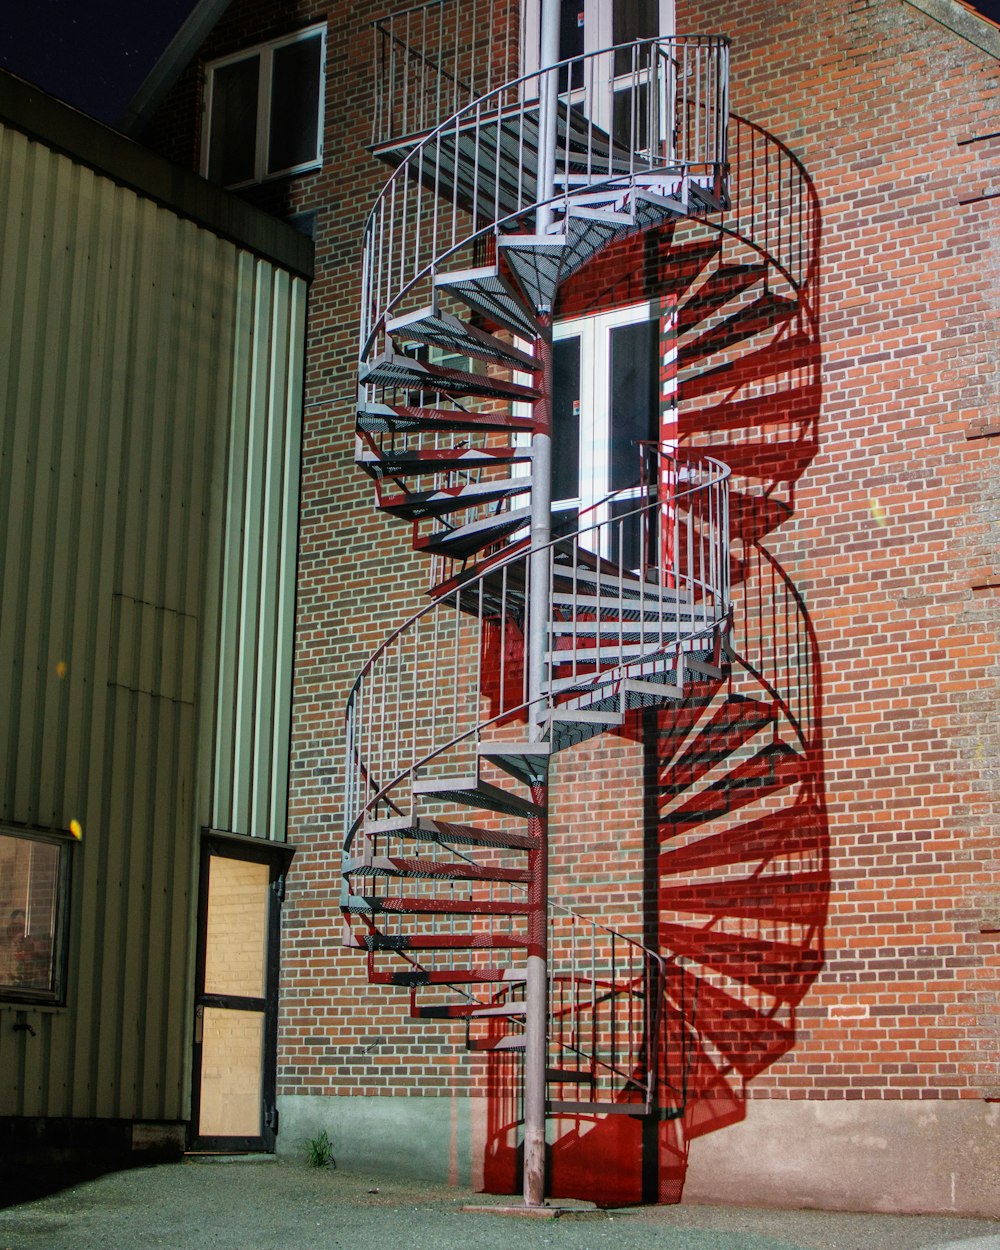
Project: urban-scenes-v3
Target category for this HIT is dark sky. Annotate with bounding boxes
[0,0,200,126]
[1,0,998,129]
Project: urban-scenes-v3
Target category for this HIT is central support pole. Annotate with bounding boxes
[535,0,561,239]
[523,0,561,1209]
[524,324,553,1209]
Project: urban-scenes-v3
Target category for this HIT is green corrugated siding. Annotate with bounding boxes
[0,122,304,1121]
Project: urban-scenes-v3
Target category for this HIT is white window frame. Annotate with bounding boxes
[520,1,675,158]
[553,300,662,523]
[520,0,675,78]
[201,23,326,189]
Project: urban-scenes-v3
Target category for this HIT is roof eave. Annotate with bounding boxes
[118,0,234,137]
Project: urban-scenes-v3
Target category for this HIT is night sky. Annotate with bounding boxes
[1,0,200,126]
[1,0,999,129]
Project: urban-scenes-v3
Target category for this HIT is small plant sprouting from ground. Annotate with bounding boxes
[304,1129,336,1169]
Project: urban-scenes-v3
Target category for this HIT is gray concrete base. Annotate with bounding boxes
[276,1093,485,1188]
[277,1093,1000,1218]
[682,1100,1000,1218]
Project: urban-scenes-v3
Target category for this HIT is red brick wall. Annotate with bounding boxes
[143,0,1000,1190]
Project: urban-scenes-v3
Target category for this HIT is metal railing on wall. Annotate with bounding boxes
[361,36,730,358]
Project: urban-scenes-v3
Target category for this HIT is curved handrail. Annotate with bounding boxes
[344,449,730,844]
[348,450,727,697]
[360,35,731,357]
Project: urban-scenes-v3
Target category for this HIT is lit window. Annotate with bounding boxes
[203,24,326,188]
[0,827,72,1006]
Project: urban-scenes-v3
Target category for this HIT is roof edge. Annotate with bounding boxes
[900,0,1000,58]
[0,69,313,280]
[119,0,233,138]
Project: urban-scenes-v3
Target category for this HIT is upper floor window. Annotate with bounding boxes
[202,24,326,188]
[522,0,674,77]
[521,0,674,147]
[1,826,72,1006]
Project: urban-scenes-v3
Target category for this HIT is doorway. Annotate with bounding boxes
[550,300,673,565]
[191,833,293,1152]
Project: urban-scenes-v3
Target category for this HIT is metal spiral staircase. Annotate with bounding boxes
[341,12,825,1205]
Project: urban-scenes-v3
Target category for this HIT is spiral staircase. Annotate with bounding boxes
[343,12,827,1205]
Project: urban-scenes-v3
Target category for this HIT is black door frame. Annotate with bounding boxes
[190,829,294,1152]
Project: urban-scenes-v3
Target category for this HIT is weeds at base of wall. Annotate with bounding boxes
[303,1129,336,1169]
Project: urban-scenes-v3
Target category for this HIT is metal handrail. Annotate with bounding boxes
[370,0,518,150]
[343,448,730,846]
[360,35,731,358]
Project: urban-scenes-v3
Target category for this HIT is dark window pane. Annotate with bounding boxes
[208,54,260,186]
[609,496,656,570]
[268,34,322,175]
[612,80,649,150]
[609,318,659,491]
[613,0,658,74]
[552,335,581,504]
[552,505,580,541]
[559,1,585,91]
[0,835,61,996]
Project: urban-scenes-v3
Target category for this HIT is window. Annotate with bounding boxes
[522,0,674,148]
[0,827,72,1005]
[551,302,673,564]
[203,24,326,188]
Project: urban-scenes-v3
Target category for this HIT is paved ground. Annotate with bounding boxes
[0,1157,999,1250]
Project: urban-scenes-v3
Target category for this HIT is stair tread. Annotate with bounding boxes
[345,853,529,884]
[361,351,542,402]
[386,306,541,372]
[412,774,544,818]
[346,895,530,916]
[478,741,551,785]
[357,932,529,952]
[434,266,544,340]
[416,507,531,558]
[357,445,532,476]
[378,475,531,519]
[373,965,527,987]
[358,401,536,435]
[365,815,537,852]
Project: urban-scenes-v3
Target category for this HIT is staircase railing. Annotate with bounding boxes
[343,449,730,847]
[360,36,730,357]
[472,903,665,1111]
[371,0,520,150]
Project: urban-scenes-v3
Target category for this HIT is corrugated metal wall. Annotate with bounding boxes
[0,121,305,1122]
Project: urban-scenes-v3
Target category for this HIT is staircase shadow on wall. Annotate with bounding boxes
[483,141,829,1203]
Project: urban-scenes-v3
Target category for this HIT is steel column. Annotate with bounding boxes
[523,312,553,1207]
[522,779,549,1208]
[535,0,561,241]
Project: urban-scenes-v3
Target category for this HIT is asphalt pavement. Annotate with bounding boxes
[0,1156,998,1250]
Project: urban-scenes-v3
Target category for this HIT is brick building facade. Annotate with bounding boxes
[138,0,999,1214]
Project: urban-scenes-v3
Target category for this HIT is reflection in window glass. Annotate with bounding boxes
[553,336,582,504]
[0,831,66,1001]
[204,26,325,188]
[203,857,269,999]
[268,35,322,175]
[207,54,260,187]
[199,1007,264,1137]
[613,0,659,74]
[559,1,585,90]
[612,80,649,150]
[609,318,659,491]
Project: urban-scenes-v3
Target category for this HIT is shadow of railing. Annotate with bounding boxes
[480,117,827,1206]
